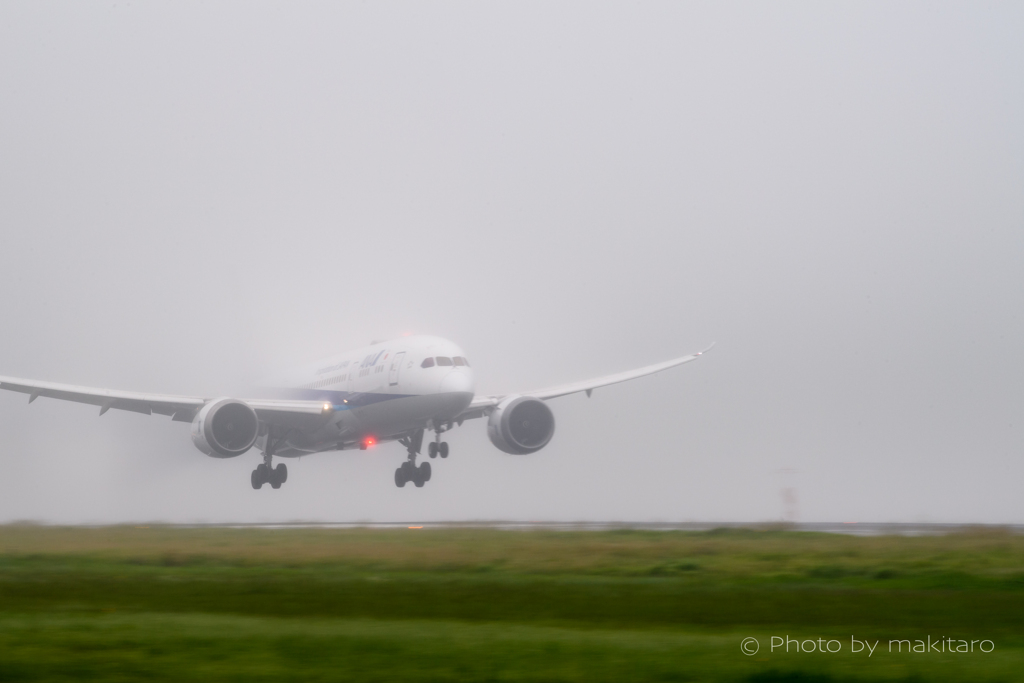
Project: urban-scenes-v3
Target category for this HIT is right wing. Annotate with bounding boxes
[0,375,330,427]
[458,345,712,420]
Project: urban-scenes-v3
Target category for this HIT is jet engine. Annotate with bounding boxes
[487,395,555,455]
[191,398,259,458]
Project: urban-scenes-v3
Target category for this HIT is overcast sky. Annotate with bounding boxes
[0,2,1021,524]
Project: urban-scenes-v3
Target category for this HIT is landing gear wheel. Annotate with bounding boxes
[274,463,288,484]
[252,463,270,490]
[439,442,449,459]
[418,461,431,483]
[428,442,438,458]
[397,461,414,488]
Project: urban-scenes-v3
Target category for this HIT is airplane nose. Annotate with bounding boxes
[439,370,473,396]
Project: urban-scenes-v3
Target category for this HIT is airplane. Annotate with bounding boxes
[0,335,710,490]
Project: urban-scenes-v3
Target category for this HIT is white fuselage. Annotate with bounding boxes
[259,335,474,457]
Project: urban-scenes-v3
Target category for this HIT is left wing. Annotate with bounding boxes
[0,375,329,425]
[458,345,712,420]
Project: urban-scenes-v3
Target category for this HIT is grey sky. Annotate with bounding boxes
[0,2,1021,524]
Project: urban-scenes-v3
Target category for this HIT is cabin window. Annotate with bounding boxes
[421,357,435,368]
[453,357,469,367]
[436,356,453,366]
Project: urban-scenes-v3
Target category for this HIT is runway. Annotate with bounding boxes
[177,521,1024,536]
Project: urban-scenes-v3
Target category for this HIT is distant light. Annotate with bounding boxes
[343,399,348,404]
[408,526,423,529]
[402,332,412,337]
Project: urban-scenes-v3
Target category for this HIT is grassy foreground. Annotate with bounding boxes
[0,525,1022,682]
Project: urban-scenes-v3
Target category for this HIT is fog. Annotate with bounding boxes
[0,2,1021,524]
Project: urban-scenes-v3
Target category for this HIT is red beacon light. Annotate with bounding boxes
[360,436,377,450]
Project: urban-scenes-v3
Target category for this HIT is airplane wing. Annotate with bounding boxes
[3,345,712,424]
[457,345,712,420]
[0,375,329,425]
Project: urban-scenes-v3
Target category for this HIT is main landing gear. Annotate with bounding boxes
[395,459,431,488]
[395,428,431,488]
[394,423,454,488]
[252,462,287,489]
[252,442,287,490]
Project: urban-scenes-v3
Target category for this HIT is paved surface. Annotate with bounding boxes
[182,521,1024,536]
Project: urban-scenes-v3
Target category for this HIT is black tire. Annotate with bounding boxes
[428,442,438,458]
[394,468,406,487]
[251,469,263,490]
[418,461,431,482]
[439,442,449,458]
[275,463,288,484]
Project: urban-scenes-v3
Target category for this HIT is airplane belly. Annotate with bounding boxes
[353,391,473,435]
[298,391,474,451]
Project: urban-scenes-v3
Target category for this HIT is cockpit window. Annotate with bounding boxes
[421,357,435,368]
[453,356,469,367]
[435,356,453,366]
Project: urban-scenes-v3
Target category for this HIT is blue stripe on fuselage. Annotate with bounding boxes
[261,388,417,410]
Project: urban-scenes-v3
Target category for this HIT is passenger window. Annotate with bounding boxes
[435,356,453,366]
[421,357,435,368]
[453,357,466,366]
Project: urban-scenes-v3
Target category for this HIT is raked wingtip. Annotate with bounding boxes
[697,342,716,356]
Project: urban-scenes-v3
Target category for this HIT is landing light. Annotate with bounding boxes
[322,402,331,412]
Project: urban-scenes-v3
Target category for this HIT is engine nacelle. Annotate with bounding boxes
[487,395,555,455]
[191,398,259,458]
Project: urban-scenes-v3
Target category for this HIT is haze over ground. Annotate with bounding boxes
[0,2,1021,524]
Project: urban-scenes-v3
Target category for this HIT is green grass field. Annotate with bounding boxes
[0,525,1021,682]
